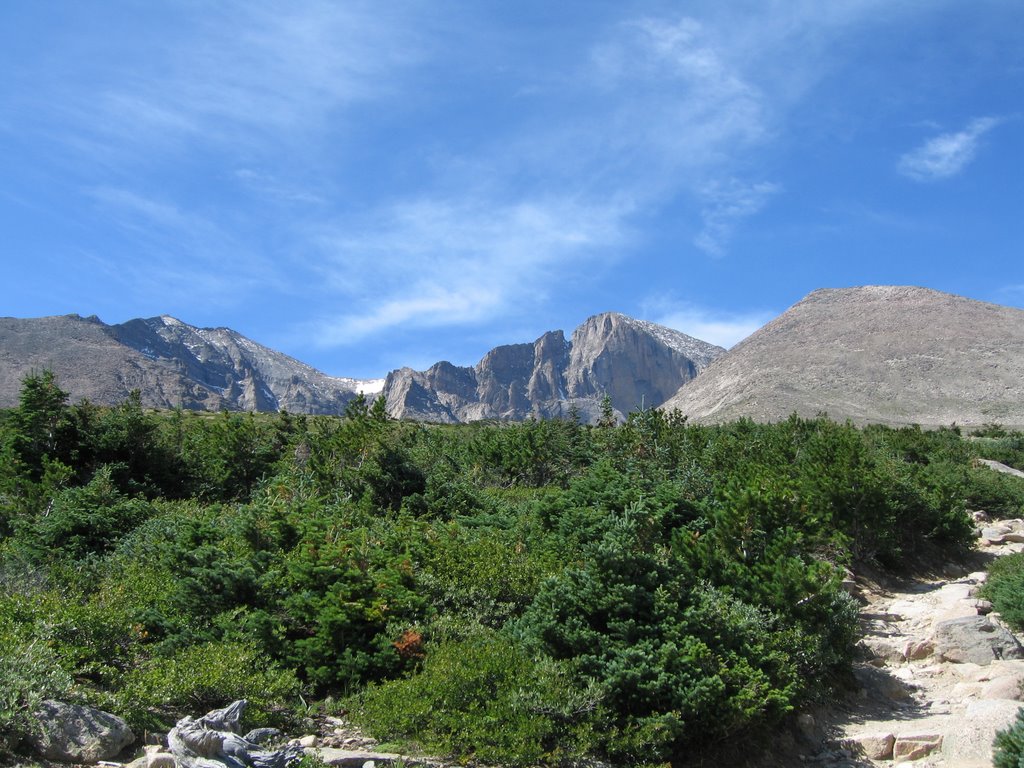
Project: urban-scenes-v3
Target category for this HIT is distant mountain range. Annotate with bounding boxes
[3,286,1024,428]
[0,314,380,413]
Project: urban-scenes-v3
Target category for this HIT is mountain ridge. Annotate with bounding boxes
[661,285,1024,428]
[0,313,375,414]
[382,311,725,423]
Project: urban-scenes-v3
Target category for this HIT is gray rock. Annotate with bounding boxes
[244,728,283,746]
[840,732,895,760]
[977,459,1024,479]
[148,752,177,768]
[933,615,1024,665]
[313,748,427,767]
[168,701,303,768]
[29,700,134,763]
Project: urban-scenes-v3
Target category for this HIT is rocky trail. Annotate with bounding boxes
[804,515,1024,767]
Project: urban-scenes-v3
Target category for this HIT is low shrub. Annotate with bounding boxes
[351,628,602,766]
[993,706,1024,768]
[0,621,73,755]
[982,553,1024,632]
[112,641,301,732]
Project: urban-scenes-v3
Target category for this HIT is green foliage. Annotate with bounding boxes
[352,628,601,766]
[964,464,1024,517]
[994,707,1024,768]
[420,524,559,627]
[0,370,1016,766]
[274,511,428,691]
[113,641,300,732]
[981,553,1024,632]
[515,501,837,763]
[20,465,154,561]
[0,618,74,755]
[10,370,75,481]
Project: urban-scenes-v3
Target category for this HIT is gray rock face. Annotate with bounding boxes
[0,314,372,414]
[933,615,1024,665]
[30,700,134,763]
[382,313,724,423]
[662,286,1024,428]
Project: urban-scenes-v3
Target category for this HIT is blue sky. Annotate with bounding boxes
[2,1,1022,379]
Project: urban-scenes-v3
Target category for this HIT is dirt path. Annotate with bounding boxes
[807,520,1024,766]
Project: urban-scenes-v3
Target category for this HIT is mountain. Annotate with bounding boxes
[0,314,379,413]
[661,286,1024,428]
[382,312,725,423]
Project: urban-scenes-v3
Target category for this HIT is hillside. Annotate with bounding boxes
[383,311,725,423]
[661,286,1024,428]
[0,314,374,414]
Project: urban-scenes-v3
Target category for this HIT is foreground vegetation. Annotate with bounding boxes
[2,371,1024,766]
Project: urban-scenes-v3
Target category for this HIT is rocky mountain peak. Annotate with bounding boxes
[383,313,725,423]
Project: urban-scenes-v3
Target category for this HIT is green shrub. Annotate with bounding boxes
[982,553,1024,632]
[25,465,153,560]
[0,621,73,755]
[352,628,601,766]
[113,641,300,732]
[965,465,1024,517]
[994,706,1024,768]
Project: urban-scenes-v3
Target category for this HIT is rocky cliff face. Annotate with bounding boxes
[382,312,724,423]
[0,314,373,414]
[661,286,1024,428]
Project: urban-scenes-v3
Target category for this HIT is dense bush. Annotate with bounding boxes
[994,706,1024,768]
[0,618,73,755]
[354,628,601,766]
[981,553,1024,632]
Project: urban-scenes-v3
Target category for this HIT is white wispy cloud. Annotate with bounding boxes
[305,195,633,344]
[898,117,1000,181]
[48,1,424,162]
[642,296,775,348]
[587,16,769,179]
[694,179,781,255]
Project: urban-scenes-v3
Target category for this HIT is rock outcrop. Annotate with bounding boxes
[382,312,724,423]
[29,700,134,763]
[661,286,1024,429]
[0,314,378,414]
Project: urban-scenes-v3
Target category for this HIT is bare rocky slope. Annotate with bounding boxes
[0,314,371,413]
[661,286,1024,429]
[383,312,725,423]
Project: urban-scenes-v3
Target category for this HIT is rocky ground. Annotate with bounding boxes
[801,515,1024,767]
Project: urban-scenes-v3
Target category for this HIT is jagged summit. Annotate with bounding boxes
[595,312,723,361]
[382,312,726,423]
[662,285,1024,428]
